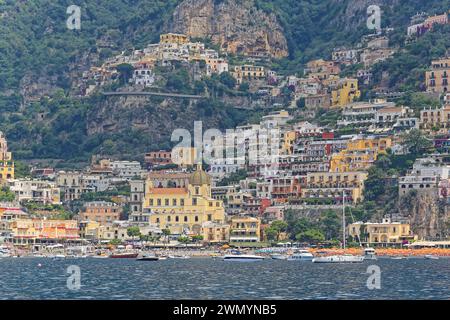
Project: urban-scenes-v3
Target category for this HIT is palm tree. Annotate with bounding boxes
[162,229,171,248]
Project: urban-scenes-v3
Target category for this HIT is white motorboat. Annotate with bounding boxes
[168,255,190,259]
[287,250,314,261]
[424,255,439,260]
[391,256,405,260]
[313,254,364,263]
[363,247,377,260]
[271,254,288,260]
[136,254,159,261]
[223,254,265,261]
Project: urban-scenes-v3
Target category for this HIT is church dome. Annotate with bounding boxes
[189,166,211,186]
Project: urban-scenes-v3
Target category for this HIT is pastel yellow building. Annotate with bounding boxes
[9,219,79,244]
[159,33,189,45]
[0,132,14,180]
[231,65,265,84]
[302,171,368,204]
[143,166,227,240]
[229,216,261,243]
[348,218,416,245]
[426,58,450,94]
[201,221,230,243]
[330,137,392,172]
[78,220,101,239]
[281,130,297,155]
[331,78,361,107]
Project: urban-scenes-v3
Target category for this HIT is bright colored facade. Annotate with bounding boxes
[330,137,392,172]
[159,33,189,45]
[426,58,450,94]
[0,132,14,180]
[143,167,227,240]
[348,218,416,245]
[331,78,361,107]
[231,65,265,84]
[229,216,261,243]
[9,219,79,244]
[79,201,122,226]
[302,171,368,204]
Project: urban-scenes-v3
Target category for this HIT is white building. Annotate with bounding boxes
[399,157,450,195]
[131,67,155,87]
[9,179,61,204]
[110,161,145,180]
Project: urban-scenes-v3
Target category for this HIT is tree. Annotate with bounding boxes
[295,229,325,244]
[401,129,432,155]
[296,97,306,108]
[178,236,190,247]
[0,187,15,202]
[162,228,171,246]
[319,210,341,240]
[238,82,250,92]
[116,63,134,85]
[109,239,122,246]
[265,228,278,242]
[266,220,288,241]
[219,72,237,89]
[127,226,141,239]
[192,235,204,243]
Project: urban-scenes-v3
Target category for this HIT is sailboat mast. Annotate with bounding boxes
[342,190,346,250]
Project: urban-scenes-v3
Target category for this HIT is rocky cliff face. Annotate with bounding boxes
[399,190,450,239]
[168,0,288,58]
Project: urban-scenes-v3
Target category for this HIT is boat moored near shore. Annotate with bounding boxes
[223,254,265,261]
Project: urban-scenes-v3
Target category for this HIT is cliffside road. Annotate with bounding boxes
[102,91,207,99]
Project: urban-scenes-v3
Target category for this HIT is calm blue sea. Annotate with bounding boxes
[0,257,448,300]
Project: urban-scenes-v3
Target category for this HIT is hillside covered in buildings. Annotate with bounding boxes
[0,0,449,249]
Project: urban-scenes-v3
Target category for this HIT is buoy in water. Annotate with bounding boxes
[37,263,42,267]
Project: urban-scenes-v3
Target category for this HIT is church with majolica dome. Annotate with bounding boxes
[143,165,229,242]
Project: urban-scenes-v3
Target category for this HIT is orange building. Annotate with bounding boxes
[426,58,450,94]
[9,219,79,244]
[145,150,173,168]
[79,201,123,226]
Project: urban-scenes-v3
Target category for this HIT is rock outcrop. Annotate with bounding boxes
[399,190,450,239]
[168,0,288,58]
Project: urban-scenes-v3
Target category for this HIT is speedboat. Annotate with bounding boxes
[363,247,377,260]
[223,254,265,261]
[287,250,314,261]
[168,255,190,259]
[271,254,288,260]
[136,254,159,261]
[313,254,364,263]
[424,255,439,260]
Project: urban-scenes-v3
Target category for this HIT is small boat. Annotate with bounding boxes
[158,256,168,260]
[136,254,159,261]
[287,250,314,261]
[391,256,405,260]
[363,247,377,260]
[271,254,288,260]
[424,255,439,260]
[168,255,190,259]
[313,254,364,263]
[109,252,139,259]
[223,254,265,261]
